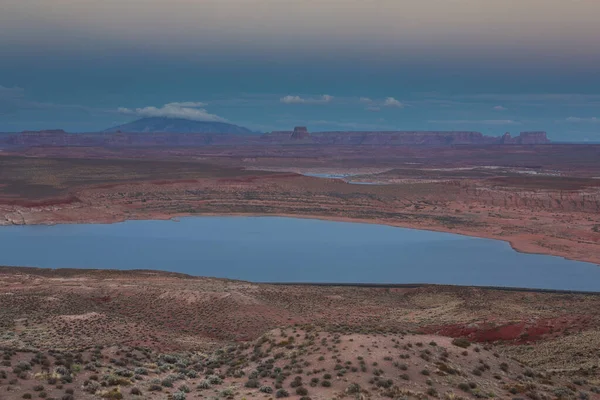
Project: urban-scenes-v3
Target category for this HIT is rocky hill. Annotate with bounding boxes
[263,129,551,145]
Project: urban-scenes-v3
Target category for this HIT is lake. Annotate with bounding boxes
[0,216,599,291]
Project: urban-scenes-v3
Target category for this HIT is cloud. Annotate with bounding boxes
[167,101,207,107]
[492,105,507,111]
[383,97,404,108]
[0,85,25,99]
[565,117,599,123]
[428,119,520,125]
[280,94,334,104]
[117,102,226,122]
[359,97,373,103]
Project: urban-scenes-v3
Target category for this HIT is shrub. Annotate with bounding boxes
[452,338,471,348]
[245,379,260,388]
[276,389,289,398]
[321,380,332,387]
[130,387,142,395]
[259,385,273,394]
[99,387,123,399]
[296,387,308,396]
[186,370,197,378]
[148,384,162,392]
[458,383,471,392]
[178,384,191,393]
[208,375,223,384]
[173,392,187,400]
[347,383,361,394]
[84,381,100,394]
[197,380,211,390]
[23,395,33,399]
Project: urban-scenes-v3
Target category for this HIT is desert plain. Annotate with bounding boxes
[1,134,600,399]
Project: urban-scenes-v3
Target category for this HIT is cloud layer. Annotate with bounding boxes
[280,95,333,104]
[428,119,520,125]
[118,102,225,122]
[566,117,599,123]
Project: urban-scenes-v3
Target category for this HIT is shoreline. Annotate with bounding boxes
[2,265,600,294]
[2,210,599,266]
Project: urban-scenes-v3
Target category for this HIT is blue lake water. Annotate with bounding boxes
[0,216,599,291]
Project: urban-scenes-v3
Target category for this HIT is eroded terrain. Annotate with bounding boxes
[1,150,599,264]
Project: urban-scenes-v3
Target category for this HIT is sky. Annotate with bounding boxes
[1,0,600,141]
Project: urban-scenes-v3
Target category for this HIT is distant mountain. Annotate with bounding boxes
[104,117,256,134]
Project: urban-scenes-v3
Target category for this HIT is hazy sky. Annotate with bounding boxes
[1,0,600,140]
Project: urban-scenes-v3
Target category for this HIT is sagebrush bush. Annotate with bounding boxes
[452,338,471,348]
[172,391,186,400]
[259,385,273,393]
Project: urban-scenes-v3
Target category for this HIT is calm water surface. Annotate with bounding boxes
[0,216,599,291]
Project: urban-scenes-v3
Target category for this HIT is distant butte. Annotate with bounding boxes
[264,128,550,145]
[1,124,551,147]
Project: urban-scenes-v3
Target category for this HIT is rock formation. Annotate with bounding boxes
[3,127,552,147]
[290,126,310,140]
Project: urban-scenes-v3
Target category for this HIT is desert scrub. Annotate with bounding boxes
[129,387,142,395]
[296,387,309,395]
[186,369,198,378]
[172,391,187,400]
[83,381,100,394]
[458,383,471,392]
[197,380,211,390]
[452,338,471,348]
[99,387,123,399]
[259,385,273,393]
[178,384,191,393]
[148,384,162,392]
[245,378,260,388]
[276,388,290,398]
[208,375,223,384]
[346,383,361,394]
